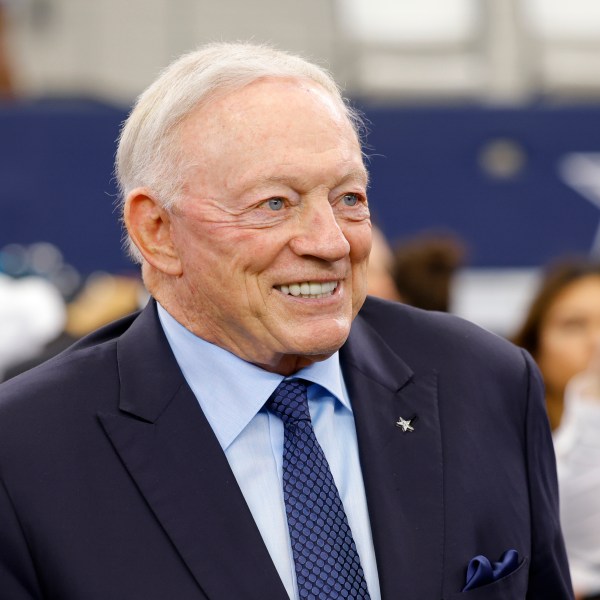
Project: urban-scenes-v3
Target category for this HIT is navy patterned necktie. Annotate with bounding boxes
[267,379,371,599]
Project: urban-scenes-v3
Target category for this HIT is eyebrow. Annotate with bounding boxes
[256,168,370,190]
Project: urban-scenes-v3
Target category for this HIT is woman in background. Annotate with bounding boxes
[512,259,600,430]
[513,258,600,600]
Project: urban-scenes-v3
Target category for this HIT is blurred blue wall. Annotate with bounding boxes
[1,100,125,275]
[364,104,600,266]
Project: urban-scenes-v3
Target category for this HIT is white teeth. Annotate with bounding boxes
[276,281,338,298]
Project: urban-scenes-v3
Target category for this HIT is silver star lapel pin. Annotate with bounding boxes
[395,416,415,432]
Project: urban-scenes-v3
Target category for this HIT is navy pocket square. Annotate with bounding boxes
[463,549,520,592]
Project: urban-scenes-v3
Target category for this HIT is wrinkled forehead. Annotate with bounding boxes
[175,77,365,184]
[182,76,359,147]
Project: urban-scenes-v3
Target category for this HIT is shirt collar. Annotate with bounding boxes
[156,303,350,450]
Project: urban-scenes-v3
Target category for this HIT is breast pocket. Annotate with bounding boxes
[444,557,529,600]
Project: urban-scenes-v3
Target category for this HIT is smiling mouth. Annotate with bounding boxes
[275,281,339,299]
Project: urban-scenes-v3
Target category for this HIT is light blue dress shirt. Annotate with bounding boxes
[157,303,381,600]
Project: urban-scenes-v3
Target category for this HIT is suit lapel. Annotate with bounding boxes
[341,314,444,600]
[98,303,287,600]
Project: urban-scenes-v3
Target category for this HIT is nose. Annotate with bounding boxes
[289,197,350,262]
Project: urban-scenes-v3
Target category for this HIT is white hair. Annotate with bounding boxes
[115,42,364,263]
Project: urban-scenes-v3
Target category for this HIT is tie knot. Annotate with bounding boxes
[267,379,311,425]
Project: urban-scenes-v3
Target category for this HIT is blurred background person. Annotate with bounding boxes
[0,0,14,98]
[366,227,467,313]
[0,271,65,380]
[0,241,144,382]
[366,225,402,301]
[3,272,146,380]
[392,231,466,312]
[512,257,600,600]
[512,258,600,430]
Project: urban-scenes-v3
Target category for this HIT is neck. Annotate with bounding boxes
[151,290,332,377]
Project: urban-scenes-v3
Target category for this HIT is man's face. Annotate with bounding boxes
[166,77,371,374]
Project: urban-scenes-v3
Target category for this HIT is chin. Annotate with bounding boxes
[287,322,350,357]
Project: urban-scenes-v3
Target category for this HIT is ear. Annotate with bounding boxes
[124,189,183,276]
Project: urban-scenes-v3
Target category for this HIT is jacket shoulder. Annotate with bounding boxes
[0,310,140,419]
[357,295,528,374]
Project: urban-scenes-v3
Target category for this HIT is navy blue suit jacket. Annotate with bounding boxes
[0,297,573,599]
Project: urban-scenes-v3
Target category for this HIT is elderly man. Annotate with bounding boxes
[0,43,572,599]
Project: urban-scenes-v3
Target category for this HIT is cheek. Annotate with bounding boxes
[238,235,284,273]
[347,222,372,264]
[223,225,291,273]
[177,223,258,273]
[347,224,371,310]
[538,333,590,391]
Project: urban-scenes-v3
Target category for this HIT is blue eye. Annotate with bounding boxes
[267,198,284,211]
[342,193,359,206]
